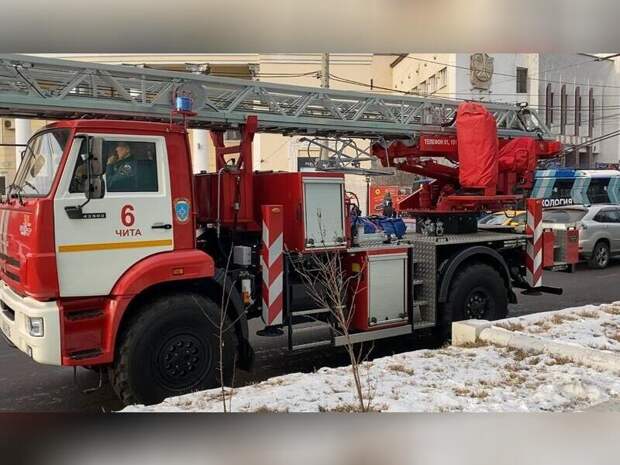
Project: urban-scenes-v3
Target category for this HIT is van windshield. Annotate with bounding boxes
[13,129,71,197]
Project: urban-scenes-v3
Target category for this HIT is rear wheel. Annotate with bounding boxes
[437,262,508,342]
[589,241,610,269]
[110,293,237,406]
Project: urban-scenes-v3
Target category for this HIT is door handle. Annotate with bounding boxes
[152,222,172,230]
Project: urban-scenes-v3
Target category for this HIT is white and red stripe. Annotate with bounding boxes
[261,205,284,326]
[525,198,543,288]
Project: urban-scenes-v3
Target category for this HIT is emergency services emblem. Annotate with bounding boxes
[470,53,494,90]
[174,199,190,224]
[19,214,32,237]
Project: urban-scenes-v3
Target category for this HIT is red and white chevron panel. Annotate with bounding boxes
[261,205,284,326]
[525,198,543,288]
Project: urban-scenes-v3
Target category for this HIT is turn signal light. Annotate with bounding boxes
[27,317,44,337]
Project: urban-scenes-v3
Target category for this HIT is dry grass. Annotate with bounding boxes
[497,321,526,331]
[545,356,572,366]
[527,356,541,365]
[550,313,577,325]
[532,319,553,331]
[577,309,600,319]
[388,363,415,376]
[601,304,620,315]
[319,403,385,413]
[605,331,620,343]
[506,348,532,362]
[251,405,290,413]
[457,340,488,349]
[452,386,490,399]
[503,371,528,386]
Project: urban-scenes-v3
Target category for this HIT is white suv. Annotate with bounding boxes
[542,205,620,269]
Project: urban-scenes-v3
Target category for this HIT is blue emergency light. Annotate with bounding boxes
[175,96,193,112]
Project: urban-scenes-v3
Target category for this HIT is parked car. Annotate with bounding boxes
[478,210,526,232]
[542,204,620,269]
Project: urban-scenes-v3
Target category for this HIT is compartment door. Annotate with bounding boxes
[303,177,346,249]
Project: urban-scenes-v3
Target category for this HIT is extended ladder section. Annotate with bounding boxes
[0,54,553,140]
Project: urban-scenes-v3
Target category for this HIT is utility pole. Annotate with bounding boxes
[321,53,330,89]
[319,53,330,167]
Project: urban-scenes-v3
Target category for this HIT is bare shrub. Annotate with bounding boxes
[288,247,374,412]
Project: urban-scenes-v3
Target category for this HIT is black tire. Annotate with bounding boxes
[110,293,237,406]
[437,262,508,341]
[588,241,610,269]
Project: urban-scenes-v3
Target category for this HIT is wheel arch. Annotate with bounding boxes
[109,252,253,370]
[438,246,516,305]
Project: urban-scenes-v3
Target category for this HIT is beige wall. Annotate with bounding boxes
[392,53,454,96]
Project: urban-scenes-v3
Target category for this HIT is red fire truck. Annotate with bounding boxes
[0,55,576,405]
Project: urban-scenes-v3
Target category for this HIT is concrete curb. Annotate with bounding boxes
[452,319,620,373]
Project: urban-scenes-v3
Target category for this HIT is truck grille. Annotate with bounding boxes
[0,300,15,321]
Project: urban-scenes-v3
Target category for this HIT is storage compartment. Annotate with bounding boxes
[347,248,409,331]
[254,172,347,252]
[193,171,255,226]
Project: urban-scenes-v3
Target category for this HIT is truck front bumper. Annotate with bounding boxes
[0,280,61,365]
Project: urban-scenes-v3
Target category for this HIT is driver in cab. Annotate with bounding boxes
[105,142,137,191]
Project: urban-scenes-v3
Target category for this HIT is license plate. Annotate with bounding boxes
[1,320,10,340]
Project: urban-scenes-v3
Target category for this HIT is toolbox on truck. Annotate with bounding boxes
[254,172,347,252]
[345,248,410,331]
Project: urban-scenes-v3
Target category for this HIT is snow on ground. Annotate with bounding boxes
[123,303,620,413]
[497,302,620,354]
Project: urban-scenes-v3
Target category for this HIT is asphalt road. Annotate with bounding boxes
[2,261,620,412]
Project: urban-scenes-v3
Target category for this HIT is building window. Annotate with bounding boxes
[574,87,581,136]
[428,76,436,94]
[419,80,427,95]
[588,88,595,137]
[516,67,528,94]
[545,83,553,126]
[437,67,447,89]
[560,85,567,135]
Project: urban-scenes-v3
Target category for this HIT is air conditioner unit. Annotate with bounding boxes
[3,119,15,130]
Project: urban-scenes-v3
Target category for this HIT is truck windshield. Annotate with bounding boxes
[13,128,71,197]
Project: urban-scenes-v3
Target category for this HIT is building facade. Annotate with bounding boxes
[391,53,620,167]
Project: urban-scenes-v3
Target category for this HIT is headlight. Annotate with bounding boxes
[27,317,44,337]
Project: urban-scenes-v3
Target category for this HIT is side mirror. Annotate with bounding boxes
[85,176,105,200]
[89,137,104,175]
[83,136,104,200]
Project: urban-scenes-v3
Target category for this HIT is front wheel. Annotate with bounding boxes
[110,293,237,406]
[437,262,508,341]
[589,241,610,269]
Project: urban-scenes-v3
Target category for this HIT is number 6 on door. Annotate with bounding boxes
[121,204,135,227]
